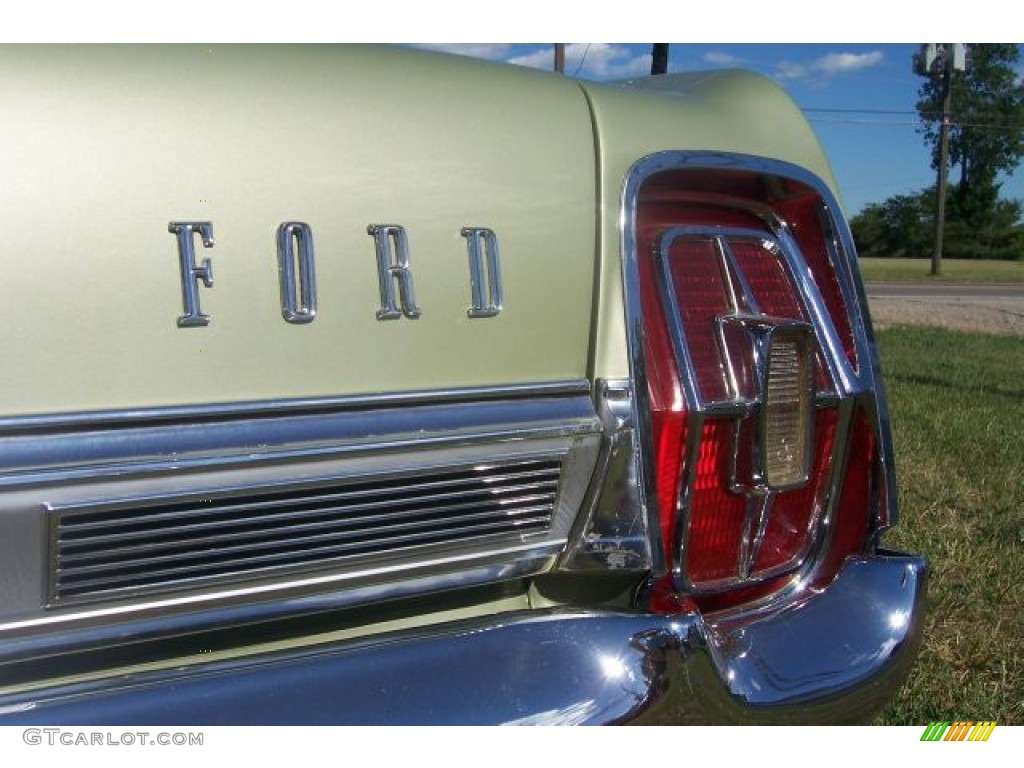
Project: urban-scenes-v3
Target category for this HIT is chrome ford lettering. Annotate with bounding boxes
[368,224,421,320]
[168,221,215,328]
[276,222,317,325]
[166,221,505,325]
[462,227,502,318]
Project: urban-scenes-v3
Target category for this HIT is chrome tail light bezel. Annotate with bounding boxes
[620,151,897,596]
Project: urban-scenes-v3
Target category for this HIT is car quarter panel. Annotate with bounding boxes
[580,71,839,383]
[0,45,597,416]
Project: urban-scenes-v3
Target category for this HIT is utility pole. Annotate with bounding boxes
[554,44,565,74]
[651,44,669,75]
[933,65,952,276]
[914,44,967,277]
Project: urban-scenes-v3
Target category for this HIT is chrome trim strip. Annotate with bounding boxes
[47,457,565,607]
[738,493,771,579]
[0,380,591,434]
[804,396,856,570]
[771,225,855,394]
[48,462,564,523]
[2,389,601,646]
[559,379,653,572]
[652,229,703,411]
[0,545,559,651]
[1,400,598,489]
[817,201,899,528]
[55,514,556,599]
[0,385,598,490]
[717,235,762,316]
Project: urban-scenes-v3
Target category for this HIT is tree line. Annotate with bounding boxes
[851,44,1024,261]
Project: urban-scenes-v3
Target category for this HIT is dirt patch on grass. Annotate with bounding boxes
[869,297,1024,337]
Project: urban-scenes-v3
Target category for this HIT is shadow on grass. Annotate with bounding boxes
[889,372,1024,402]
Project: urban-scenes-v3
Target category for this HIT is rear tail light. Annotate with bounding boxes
[623,153,894,608]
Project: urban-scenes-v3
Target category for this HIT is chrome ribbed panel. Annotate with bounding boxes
[49,458,562,606]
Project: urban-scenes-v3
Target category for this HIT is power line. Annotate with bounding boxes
[919,119,1024,131]
[573,44,591,77]
[803,114,1023,131]
[807,116,919,126]
[800,107,1023,131]
[804,107,920,115]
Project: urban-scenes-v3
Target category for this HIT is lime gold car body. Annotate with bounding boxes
[0,45,924,724]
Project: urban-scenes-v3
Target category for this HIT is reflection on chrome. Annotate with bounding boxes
[888,611,909,631]
[598,653,629,682]
[0,552,926,725]
[502,699,600,726]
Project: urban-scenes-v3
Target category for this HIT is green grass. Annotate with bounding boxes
[873,325,1023,725]
[858,257,1024,283]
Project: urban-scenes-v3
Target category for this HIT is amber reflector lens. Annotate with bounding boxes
[763,330,813,488]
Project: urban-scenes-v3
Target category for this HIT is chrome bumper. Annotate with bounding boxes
[0,551,925,725]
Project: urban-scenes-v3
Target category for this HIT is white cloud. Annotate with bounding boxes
[776,50,884,81]
[506,47,555,70]
[815,51,885,75]
[704,50,743,67]
[413,44,512,60]
[775,59,811,80]
[509,43,651,80]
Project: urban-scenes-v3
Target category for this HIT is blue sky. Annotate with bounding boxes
[415,43,1024,216]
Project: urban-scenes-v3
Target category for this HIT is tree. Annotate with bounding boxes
[851,192,933,257]
[917,45,1024,240]
[851,187,1024,260]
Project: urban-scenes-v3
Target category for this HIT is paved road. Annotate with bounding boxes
[864,281,1024,336]
[865,282,1024,300]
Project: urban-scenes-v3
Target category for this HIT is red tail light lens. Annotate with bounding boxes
[818,408,875,580]
[626,156,891,607]
[754,406,837,573]
[779,197,859,372]
[685,419,747,582]
[664,237,733,403]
